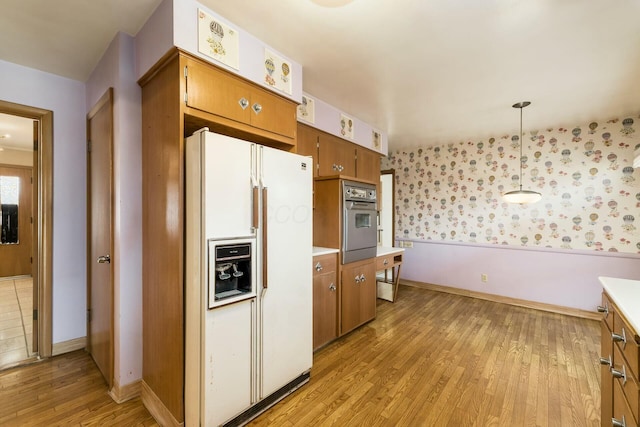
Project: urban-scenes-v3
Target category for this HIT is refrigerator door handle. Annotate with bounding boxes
[262,186,268,289]
[252,186,259,231]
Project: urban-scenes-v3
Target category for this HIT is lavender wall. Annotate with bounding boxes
[399,239,640,311]
[0,59,87,343]
[86,33,143,388]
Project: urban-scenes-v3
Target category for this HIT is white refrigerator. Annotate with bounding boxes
[185,129,313,426]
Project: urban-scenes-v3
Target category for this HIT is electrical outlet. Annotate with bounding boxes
[403,241,413,248]
[481,273,488,283]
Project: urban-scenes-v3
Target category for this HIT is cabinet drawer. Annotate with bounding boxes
[613,343,640,423]
[601,292,614,332]
[613,310,640,380]
[376,255,392,271]
[313,253,337,277]
[613,379,638,427]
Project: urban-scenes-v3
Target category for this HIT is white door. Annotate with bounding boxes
[259,146,313,398]
[203,298,255,425]
[199,131,255,240]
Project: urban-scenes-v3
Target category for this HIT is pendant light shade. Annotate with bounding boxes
[503,101,542,204]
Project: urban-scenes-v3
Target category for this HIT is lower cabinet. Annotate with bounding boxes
[340,259,376,336]
[313,253,338,350]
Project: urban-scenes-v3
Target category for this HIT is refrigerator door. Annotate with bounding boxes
[203,298,255,426]
[259,146,313,398]
[200,131,257,240]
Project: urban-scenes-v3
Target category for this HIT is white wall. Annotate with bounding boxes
[0,59,87,344]
[86,32,143,387]
[399,239,640,312]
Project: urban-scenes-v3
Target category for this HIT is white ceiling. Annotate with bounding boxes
[1,0,640,150]
[0,114,34,152]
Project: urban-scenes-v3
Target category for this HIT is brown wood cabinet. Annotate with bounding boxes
[313,252,338,350]
[599,291,640,427]
[356,147,381,183]
[184,55,297,140]
[139,49,299,425]
[318,132,356,177]
[340,259,376,335]
[296,123,319,177]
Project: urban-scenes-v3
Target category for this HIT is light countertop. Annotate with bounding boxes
[313,246,339,257]
[599,276,640,335]
[377,246,405,257]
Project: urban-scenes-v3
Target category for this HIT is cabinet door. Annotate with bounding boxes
[359,262,377,324]
[356,148,381,183]
[601,320,613,427]
[318,133,356,177]
[340,261,376,335]
[250,89,297,138]
[296,124,319,177]
[185,59,251,124]
[313,271,337,350]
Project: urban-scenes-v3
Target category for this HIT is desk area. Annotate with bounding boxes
[375,246,404,302]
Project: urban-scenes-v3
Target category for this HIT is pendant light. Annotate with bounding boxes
[503,101,542,204]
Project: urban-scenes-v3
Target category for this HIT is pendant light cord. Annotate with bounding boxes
[519,105,523,191]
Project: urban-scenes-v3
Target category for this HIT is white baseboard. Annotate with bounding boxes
[51,336,86,356]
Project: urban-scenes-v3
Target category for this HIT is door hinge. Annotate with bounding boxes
[184,92,188,104]
[30,176,33,184]
[30,256,33,263]
[33,309,38,321]
[87,140,92,153]
[33,140,38,151]
[87,309,91,323]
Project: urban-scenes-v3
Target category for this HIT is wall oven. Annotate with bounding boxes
[342,180,377,264]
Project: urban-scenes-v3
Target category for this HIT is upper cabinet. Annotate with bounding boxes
[356,148,381,184]
[297,123,319,177]
[297,122,381,185]
[318,132,356,177]
[184,56,297,141]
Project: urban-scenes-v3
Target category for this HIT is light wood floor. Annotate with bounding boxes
[0,277,34,369]
[0,285,601,426]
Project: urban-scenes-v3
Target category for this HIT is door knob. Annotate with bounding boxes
[97,255,111,264]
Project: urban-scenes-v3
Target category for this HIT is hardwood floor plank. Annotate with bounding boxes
[249,286,600,426]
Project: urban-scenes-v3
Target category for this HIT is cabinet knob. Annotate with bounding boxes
[359,274,366,282]
[332,164,338,171]
[355,275,361,284]
[612,416,627,427]
[599,356,611,366]
[612,328,626,346]
[315,262,323,272]
[611,365,627,384]
[252,103,262,114]
[338,165,344,172]
[238,97,249,110]
[383,259,389,266]
[329,283,336,292]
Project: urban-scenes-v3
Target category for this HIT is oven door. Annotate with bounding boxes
[343,201,377,253]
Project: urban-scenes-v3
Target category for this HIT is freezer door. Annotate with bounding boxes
[201,131,256,240]
[203,298,255,426]
[259,146,313,398]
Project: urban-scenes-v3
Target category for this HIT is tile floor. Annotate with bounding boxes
[0,277,34,369]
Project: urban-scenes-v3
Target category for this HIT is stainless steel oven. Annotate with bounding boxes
[342,180,377,264]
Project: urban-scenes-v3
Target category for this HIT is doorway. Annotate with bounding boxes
[378,169,395,247]
[0,102,53,369]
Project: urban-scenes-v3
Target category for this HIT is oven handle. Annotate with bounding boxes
[345,201,377,210]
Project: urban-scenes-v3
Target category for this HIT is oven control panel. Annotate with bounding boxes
[343,181,376,202]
